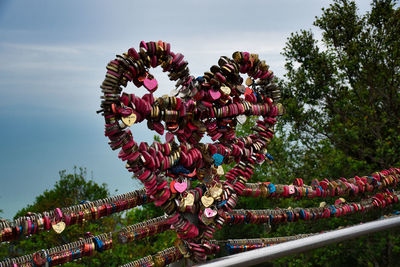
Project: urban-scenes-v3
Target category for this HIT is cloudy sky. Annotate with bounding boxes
[0,0,372,219]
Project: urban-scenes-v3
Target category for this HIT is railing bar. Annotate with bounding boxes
[196,216,400,267]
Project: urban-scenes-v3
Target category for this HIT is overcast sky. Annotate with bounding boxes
[0,0,372,219]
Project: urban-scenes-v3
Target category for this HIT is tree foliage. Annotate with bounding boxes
[281,0,400,176]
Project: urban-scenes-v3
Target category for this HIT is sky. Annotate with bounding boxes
[0,0,372,220]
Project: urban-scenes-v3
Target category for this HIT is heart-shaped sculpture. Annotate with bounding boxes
[99,40,283,262]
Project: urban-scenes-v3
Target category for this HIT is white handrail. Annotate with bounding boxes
[196,216,400,267]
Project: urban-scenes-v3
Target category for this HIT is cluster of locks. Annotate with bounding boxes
[99,40,283,261]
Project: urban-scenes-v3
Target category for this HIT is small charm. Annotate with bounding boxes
[237,114,247,125]
[217,165,224,176]
[201,195,214,208]
[52,221,66,234]
[183,192,194,206]
[220,86,231,95]
[209,90,221,100]
[174,180,188,193]
[121,113,137,126]
[210,183,223,199]
[143,75,158,93]
[245,77,253,86]
[204,208,217,218]
[212,153,224,166]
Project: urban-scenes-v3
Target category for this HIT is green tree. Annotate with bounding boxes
[281,0,400,178]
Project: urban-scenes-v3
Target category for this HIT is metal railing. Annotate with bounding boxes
[195,216,400,267]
